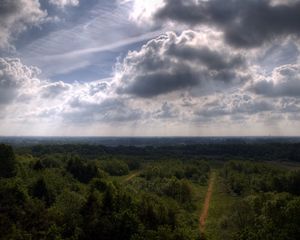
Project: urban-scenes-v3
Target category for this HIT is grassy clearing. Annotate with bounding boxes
[193,182,208,214]
[108,170,141,183]
[204,172,241,240]
[199,172,216,235]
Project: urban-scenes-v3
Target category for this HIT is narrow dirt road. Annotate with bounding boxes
[123,171,140,182]
[199,172,216,235]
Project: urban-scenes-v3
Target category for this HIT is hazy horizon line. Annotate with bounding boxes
[1,135,300,138]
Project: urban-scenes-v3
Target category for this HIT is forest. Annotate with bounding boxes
[0,143,299,240]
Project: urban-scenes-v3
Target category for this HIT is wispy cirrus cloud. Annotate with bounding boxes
[38,29,165,61]
[17,1,165,80]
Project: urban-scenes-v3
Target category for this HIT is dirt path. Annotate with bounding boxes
[123,171,140,182]
[199,172,216,235]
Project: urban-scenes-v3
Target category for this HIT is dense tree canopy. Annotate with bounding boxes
[0,143,299,240]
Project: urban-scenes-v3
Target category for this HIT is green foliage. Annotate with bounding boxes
[101,159,129,176]
[31,177,54,206]
[2,143,299,240]
[163,178,193,204]
[221,193,300,240]
[215,160,300,240]
[0,144,17,178]
[124,157,141,170]
[49,190,85,239]
[0,179,52,239]
[89,178,111,192]
[286,170,300,195]
[66,156,100,183]
[222,160,300,196]
[132,177,194,205]
[0,144,203,240]
[141,160,210,184]
[31,154,65,171]
[33,159,45,170]
[26,142,300,162]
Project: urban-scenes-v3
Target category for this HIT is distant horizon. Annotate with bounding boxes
[2,135,300,138]
[2,134,300,147]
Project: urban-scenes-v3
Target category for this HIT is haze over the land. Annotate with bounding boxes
[1,0,300,136]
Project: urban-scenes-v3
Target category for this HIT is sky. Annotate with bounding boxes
[1,0,300,136]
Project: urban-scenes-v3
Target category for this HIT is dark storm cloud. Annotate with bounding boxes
[250,80,300,97]
[118,67,199,98]
[166,44,245,70]
[116,31,247,98]
[155,0,300,48]
[0,0,25,18]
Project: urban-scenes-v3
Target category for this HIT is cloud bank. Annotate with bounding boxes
[115,30,248,98]
[1,0,300,136]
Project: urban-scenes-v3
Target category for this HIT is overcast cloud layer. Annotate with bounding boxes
[0,0,300,136]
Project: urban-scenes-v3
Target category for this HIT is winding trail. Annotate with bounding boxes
[199,171,216,235]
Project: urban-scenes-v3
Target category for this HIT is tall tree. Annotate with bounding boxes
[0,144,16,178]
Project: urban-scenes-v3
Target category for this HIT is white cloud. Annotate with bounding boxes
[0,58,41,104]
[249,64,300,97]
[128,0,164,24]
[41,81,72,98]
[115,30,248,98]
[0,0,47,49]
[49,0,79,8]
[0,58,142,128]
[1,0,300,136]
